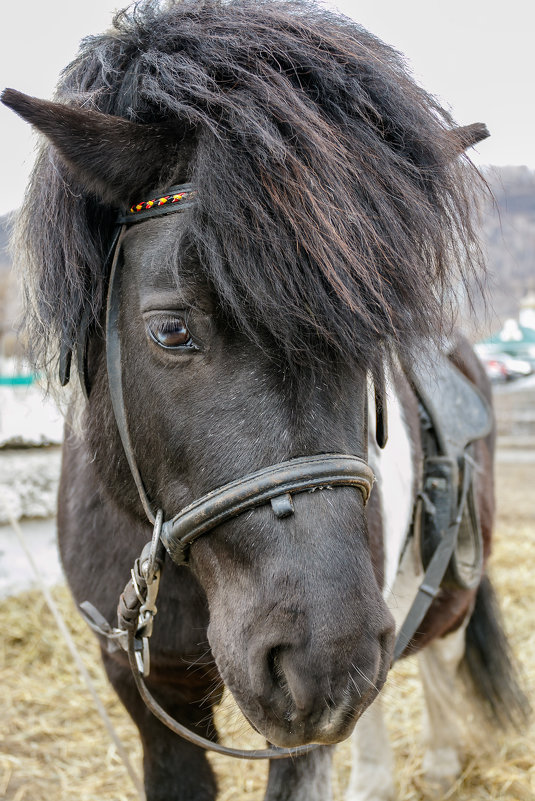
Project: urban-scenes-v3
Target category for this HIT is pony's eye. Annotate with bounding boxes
[147,315,196,350]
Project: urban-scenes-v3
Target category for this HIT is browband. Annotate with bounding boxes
[117,182,196,224]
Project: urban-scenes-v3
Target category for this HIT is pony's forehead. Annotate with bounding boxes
[119,180,200,284]
[121,211,213,307]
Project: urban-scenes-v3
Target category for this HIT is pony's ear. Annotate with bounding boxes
[451,122,490,153]
[1,88,192,204]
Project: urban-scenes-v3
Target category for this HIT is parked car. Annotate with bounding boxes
[482,358,510,382]
[481,353,533,382]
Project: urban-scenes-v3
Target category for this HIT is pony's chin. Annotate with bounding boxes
[260,716,357,749]
[239,701,362,749]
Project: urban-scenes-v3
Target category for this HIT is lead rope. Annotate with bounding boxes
[0,496,145,800]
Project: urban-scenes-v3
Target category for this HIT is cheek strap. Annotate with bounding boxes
[105,225,157,524]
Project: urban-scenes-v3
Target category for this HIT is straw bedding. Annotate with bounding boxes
[1,460,533,801]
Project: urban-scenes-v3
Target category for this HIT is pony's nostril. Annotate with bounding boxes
[265,646,322,719]
[267,646,288,696]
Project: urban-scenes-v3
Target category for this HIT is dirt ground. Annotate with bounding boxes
[0,457,533,801]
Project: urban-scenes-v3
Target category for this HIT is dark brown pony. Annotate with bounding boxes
[2,2,526,798]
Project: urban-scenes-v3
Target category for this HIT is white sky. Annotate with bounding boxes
[1,0,534,216]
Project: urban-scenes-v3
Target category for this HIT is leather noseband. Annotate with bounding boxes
[162,454,373,565]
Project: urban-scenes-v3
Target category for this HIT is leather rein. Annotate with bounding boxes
[76,182,479,760]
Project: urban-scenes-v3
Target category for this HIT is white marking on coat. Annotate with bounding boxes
[368,375,415,605]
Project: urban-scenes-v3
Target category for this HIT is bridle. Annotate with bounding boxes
[79,182,375,760]
[77,181,479,760]
[106,219,374,552]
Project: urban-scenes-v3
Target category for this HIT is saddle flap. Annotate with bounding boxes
[406,351,492,457]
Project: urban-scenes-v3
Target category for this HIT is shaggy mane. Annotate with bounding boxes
[16,0,485,378]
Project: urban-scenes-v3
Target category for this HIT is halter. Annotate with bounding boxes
[79,181,479,760]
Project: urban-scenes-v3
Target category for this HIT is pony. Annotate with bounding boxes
[2,1,527,798]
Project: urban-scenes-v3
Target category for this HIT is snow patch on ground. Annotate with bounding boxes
[0,447,61,523]
[0,517,63,600]
[0,385,63,448]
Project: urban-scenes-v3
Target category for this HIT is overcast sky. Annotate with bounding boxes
[1,0,533,216]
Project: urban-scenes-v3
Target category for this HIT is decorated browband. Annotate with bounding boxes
[117,182,196,225]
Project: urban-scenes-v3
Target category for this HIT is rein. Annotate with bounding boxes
[78,181,481,760]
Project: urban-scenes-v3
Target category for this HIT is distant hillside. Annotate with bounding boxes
[477,166,535,333]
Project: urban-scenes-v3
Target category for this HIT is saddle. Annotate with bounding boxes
[390,349,492,660]
[405,351,493,592]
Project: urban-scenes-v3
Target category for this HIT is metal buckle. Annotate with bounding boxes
[142,509,164,583]
[132,510,165,677]
[132,569,160,676]
[137,570,161,640]
[134,635,151,676]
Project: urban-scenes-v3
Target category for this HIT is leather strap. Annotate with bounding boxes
[76,305,94,401]
[105,224,156,524]
[116,183,196,225]
[392,452,474,661]
[373,371,388,449]
[162,455,374,565]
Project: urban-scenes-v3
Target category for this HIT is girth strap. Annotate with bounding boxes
[392,450,475,661]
